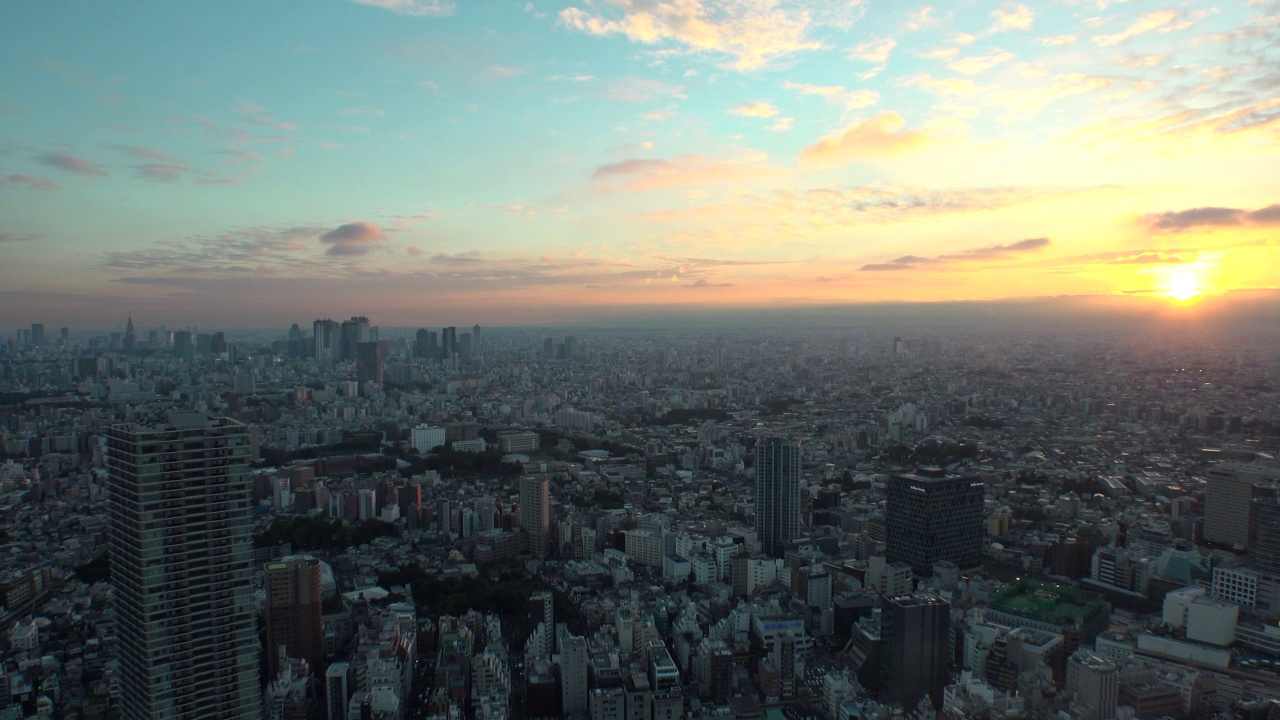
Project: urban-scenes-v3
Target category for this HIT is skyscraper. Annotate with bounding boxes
[123,316,136,354]
[886,469,984,575]
[1250,482,1280,576]
[338,316,369,361]
[880,594,950,710]
[106,411,260,720]
[313,318,339,365]
[30,323,45,348]
[1206,462,1280,547]
[755,438,800,558]
[265,557,325,679]
[173,330,193,363]
[472,324,482,354]
[355,341,383,387]
[441,326,458,362]
[520,472,550,559]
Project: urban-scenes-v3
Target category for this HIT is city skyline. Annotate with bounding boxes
[2,1,1278,326]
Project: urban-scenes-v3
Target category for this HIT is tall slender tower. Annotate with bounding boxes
[755,438,801,557]
[520,473,550,559]
[106,411,261,720]
[123,316,136,354]
[265,557,325,679]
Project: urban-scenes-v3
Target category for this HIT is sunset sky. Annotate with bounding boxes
[1,0,1278,327]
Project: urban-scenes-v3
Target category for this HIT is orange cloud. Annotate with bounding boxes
[592,154,783,191]
[798,112,930,167]
[730,101,778,118]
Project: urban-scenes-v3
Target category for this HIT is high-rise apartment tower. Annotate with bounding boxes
[755,438,801,558]
[106,412,261,720]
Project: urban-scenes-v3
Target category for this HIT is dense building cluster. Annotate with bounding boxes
[1,318,1279,720]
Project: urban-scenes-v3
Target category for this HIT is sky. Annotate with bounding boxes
[1,0,1278,328]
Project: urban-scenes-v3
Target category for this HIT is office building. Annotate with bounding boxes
[339,316,369,361]
[355,340,382,387]
[755,438,801,558]
[265,557,325,678]
[881,593,950,710]
[1252,482,1280,577]
[415,328,437,359]
[173,330,193,363]
[325,662,354,720]
[441,326,457,362]
[1066,649,1118,720]
[561,633,589,717]
[106,411,260,720]
[313,318,339,365]
[30,323,45,348]
[886,469,984,575]
[1207,462,1280,547]
[521,473,551,559]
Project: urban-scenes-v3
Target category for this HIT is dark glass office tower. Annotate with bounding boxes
[106,412,261,720]
[1250,482,1280,576]
[881,593,951,710]
[755,438,801,558]
[886,469,984,575]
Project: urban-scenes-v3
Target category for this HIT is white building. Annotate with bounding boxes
[410,424,446,453]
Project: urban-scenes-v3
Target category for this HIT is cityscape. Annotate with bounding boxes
[1,315,1279,720]
[3,1,1280,719]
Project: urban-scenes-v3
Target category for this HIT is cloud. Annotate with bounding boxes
[337,106,385,116]
[861,254,936,271]
[39,152,107,177]
[848,36,896,63]
[350,0,455,16]
[5,174,60,191]
[730,101,778,118]
[1039,34,1076,46]
[904,6,938,31]
[111,145,176,162]
[1107,252,1188,265]
[102,225,324,274]
[770,117,794,132]
[798,112,930,167]
[990,3,1034,32]
[407,246,423,256]
[1094,10,1193,46]
[135,164,189,183]
[0,233,41,244]
[784,82,879,110]
[600,78,686,103]
[902,73,978,95]
[949,49,1015,75]
[558,0,829,71]
[861,237,1050,270]
[429,251,483,265]
[592,154,782,191]
[319,221,386,256]
[1143,203,1280,231]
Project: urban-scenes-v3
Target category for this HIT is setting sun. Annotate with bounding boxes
[1167,269,1202,302]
